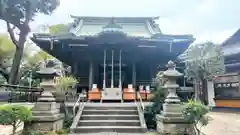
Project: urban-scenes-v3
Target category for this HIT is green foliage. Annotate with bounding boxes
[23,130,67,135]
[0,0,60,84]
[0,0,60,28]
[182,99,210,135]
[0,104,32,124]
[183,42,225,102]
[184,42,225,81]
[144,71,167,129]
[63,115,73,129]
[19,50,54,86]
[0,34,15,57]
[144,87,166,129]
[0,104,32,135]
[55,128,68,135]
[25,50,53,67]
[23,131,41,135]
[55,76,78,92]
[0,35,15,80]
[152,71,166,89]
[28,129,68,135]
[49,24,68,35]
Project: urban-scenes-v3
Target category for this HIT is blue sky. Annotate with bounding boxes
[0,0,239,44]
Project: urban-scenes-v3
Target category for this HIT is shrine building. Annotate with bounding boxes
[214,29,240,108]
[31,16,195,101]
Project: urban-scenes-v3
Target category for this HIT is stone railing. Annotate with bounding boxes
[0,84,44,102]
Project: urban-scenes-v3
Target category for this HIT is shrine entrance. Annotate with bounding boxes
[98,49,127,100]
[99,65,126,89]
[99,49,125,89]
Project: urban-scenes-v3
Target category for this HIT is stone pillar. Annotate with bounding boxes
[26,68,64,132]
[132,63,136,87]
[156,61,193,135]
[207,80,215,107]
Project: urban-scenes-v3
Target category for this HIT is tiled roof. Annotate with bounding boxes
[222,28,240,47]
[69,16,161,38]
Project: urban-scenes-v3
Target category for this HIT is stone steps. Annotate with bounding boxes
[81,114,139,120]
[79,120,140,126]
[82,109,138,115]
[84,106,137,110]
[72,126,144,133]
[71,103,147,133]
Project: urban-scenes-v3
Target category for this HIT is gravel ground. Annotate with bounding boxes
[201,112,240,135]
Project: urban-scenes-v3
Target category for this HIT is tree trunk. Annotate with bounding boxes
[194,79,201,101]
[8,31,28,85]
[202,79,209,105]
[12,123,16,135]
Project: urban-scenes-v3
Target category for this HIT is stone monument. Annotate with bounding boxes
[156,61,193,135]
[26,64,64,131]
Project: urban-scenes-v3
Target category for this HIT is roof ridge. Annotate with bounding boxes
[70,15,159,20]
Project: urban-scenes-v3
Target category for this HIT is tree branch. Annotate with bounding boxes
[6,22,19,47]
[0,12,21,28]
[19,0,32,33]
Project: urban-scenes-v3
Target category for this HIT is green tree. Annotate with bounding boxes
[0,0,60,84]
[49,24,68,35]
[182,100,210,135]
[19,23,68,86]
[0,34,15,56]
[183,42,225,103]
[0,34,15,81]
[20,50,54,86]
[0,35,41,82]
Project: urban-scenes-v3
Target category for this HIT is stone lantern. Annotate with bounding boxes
[156,61,193,135]
[36,62,59,92]
[26,62,64,132]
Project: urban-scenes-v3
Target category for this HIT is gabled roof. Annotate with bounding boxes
[222,28,240,47]
[221,28,240,56]
[68,16,161,38]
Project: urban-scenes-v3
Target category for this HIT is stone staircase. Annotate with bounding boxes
[70,103,147,133]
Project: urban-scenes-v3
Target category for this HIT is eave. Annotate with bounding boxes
[31,33,194,66]
[222,28,240,47]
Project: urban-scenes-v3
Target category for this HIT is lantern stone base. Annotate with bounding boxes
[25,116,64,131]
[156,114,194,135]
[25,91,64,132]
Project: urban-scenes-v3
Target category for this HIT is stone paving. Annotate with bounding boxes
[71,112,240,135]
[70,132,148,134]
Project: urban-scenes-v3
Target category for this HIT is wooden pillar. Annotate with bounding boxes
[111,50,114,88]
[88,62,93,90]
[103,49,106,89]
[119,50,122,88]
[132,63,136,88]
[73,61,78,76]
[95,63,99,88]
